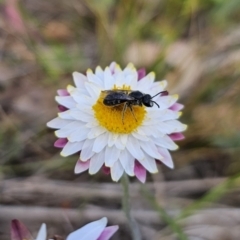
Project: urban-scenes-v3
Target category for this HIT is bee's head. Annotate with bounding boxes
[143,91,168,108]
[142,94,153,107]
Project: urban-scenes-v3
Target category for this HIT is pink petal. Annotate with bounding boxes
[137,68,146,80]
[4,0,26,34]
[74,159,90,174]
[57,89,70,96]
[97,226,119,240]
[11,219,33,240]
[58,105,68,112]
[102,165,110,175]
[169,103,184,111]
[169,133,185,141]
[109,62,116,74]
[54,138,68,148]
[134,161,147,183]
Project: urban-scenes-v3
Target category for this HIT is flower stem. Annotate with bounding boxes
[121,173,142,240]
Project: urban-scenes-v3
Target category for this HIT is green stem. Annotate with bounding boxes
[121,174,142,240]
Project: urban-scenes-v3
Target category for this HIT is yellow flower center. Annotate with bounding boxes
[92,85,146,134]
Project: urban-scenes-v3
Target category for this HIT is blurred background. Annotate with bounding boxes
[1,0,240,239]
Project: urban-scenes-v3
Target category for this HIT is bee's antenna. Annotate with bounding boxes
[152,101,160,108]
[151,91,168,99]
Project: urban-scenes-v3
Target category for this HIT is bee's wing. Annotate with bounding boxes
[101,90,134,101]
[101,90,132,97]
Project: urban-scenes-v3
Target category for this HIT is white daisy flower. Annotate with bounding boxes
[47,62,187,182]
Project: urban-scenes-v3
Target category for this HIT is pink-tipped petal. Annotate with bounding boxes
[109,62,116,74]
[134,161,147,183]
[102,166,110,175]
[11,219,33,240]
[137,68,146,80]
[169,133,185,141]
[54,138,68,148]
[58,105,68,112]
[97,226,119,240]
[169,103,184,111]
[74,159,90,174]
[57,89,70,96]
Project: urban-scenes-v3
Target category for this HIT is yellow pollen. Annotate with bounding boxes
[93,86,146,134]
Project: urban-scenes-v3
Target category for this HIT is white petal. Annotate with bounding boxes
[126,74,137,89]
[150,80,168,95]
[104,67,115,89]
[68,127,90,142]
[147,109,180,122]
[114,138,125,150]
[61,141,84,157]
[123,63,137,78]
[36,223,47,240]
[111,160,124,182]
[162,120,187,133]
[66,217,107,240]
[157,147,174,169]
[73,72,87,88]
[105,146,120,167]
[125,136,144,161]
[119,150,134,176]
[87,69,103,87]
[156,95,178,110]
[75,104,93,114]
[89,151,105,174]
[69,109,94,123]
[92,133,108,153]
[71,90,95,106]
[47,117,72,129]
[58,110,76,120]
[139,125,162,138]
[85,81,101,99]
[80,139,95,161]
[131,131,149,141]
[108,133,118,147]
[137,154,158,173]
[88,126,106,139]
[154,120,186,135]
[120,134,128,147]
[85,119,99,128]
[55,96,76,109]
[114,70,125,86]
[95,66,104,80]
[137,72,155,92]
[152,135,178,150]
[55,121,83,138]
[139,140,163,159]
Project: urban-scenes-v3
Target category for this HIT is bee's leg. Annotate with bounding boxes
[122,102,128,124]
[129,104,137,122]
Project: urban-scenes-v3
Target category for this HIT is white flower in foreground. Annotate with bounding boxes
[11,218,118,240]
[47,62,187,182]
[67,217,118,240]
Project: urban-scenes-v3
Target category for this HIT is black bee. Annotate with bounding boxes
[102,89,168,123]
